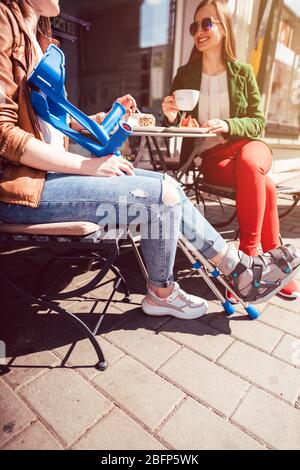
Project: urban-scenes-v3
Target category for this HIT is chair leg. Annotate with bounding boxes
[43,247,119,301]
[126,231,149,283]
[213,210,237,229]
[39,249,131,303]
[108,263,131,302]
[278,194,300,219]
[0,270,108,370]
[47,300,108,371]
[150,136,168,172]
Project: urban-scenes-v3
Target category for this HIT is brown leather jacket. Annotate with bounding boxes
[0,2,58,208]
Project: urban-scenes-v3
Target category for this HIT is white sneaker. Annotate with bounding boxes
[141,282,208,320]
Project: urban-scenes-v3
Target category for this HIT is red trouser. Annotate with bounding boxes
[201,139,281,256]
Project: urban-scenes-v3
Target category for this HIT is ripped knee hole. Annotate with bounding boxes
[162,180,180,207]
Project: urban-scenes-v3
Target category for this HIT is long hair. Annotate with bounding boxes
[0,0,52,37]
[188,0,236,64]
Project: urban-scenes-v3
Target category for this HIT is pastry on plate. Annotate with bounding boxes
[130,113,156,127]
[180,115,200,128]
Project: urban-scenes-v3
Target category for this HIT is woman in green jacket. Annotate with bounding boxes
[162,0,299,300]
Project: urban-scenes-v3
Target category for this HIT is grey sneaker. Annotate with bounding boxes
[141,282,208,320]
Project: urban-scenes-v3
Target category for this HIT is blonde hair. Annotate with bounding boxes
[0,0,52,37]
[188,0,236,63]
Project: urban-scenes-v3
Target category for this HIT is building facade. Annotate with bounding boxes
[54,0,300,171]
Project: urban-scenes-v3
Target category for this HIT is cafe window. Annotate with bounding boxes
[278,19,293,47]
[266,0,300,137]
[56,0,176,116]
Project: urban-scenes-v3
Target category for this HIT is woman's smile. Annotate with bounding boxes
[197,36,210,45]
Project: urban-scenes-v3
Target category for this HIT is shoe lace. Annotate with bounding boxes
[175,288,194,304]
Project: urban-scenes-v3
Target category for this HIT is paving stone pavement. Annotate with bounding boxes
[1,172,300,450]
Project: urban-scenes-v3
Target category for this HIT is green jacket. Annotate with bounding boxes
[171,58,266,139]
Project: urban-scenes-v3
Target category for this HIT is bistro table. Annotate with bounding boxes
[81,126,216,182]
[131,128,217,206]
[131,127,217,183]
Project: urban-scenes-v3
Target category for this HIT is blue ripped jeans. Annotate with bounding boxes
[0,169,226,288]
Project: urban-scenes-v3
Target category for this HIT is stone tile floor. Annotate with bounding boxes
[0,172,300,450]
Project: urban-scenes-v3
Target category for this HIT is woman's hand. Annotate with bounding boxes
[87,155,135,177]
[21,137,135,177]
[116,94,137,119]
[162,95,179,124]
[202,119,230,134]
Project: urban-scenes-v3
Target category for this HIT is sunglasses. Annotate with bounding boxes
[189,17,220,36]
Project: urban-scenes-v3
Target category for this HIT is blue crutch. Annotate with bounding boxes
[178,237,261,320]
[28,44,132,157]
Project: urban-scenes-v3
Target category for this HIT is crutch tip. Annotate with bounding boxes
[223,300,236,316]
[245,305,260,320]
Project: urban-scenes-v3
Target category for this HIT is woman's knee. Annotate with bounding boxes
[162,176,181,207]
[238,142,272,174]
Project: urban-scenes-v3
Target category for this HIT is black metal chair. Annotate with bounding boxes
[142,136,203,205]
[143,136,300,230]
[196,178,300,228]
[0,221,139,372]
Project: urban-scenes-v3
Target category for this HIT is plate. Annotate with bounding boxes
[133,126,165,133]
[167,127,210,134]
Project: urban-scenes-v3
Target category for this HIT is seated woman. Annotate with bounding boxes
[0,0,299,321]
[162,0,300,301]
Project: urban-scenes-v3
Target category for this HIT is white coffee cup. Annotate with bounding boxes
[174,89,200,111]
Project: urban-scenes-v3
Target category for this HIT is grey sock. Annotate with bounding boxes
[217,244,241,276]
